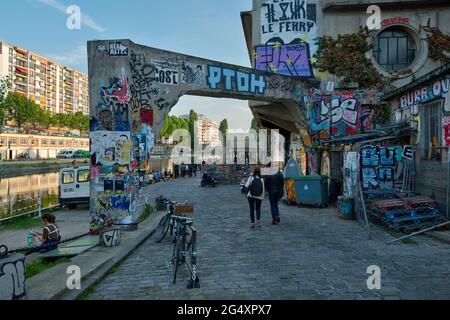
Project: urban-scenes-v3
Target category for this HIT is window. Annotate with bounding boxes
[20,138,28,146]
[50,140,56,146]
[0,138,6,146]
[41,139,48,146]
[77,170,90,183]
[8,138,17,146]
[373,27,416,71]
[421,100,442,161]
[62,171,74,184]
[59,140,64,146]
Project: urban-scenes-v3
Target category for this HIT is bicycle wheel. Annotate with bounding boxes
[155,214,171,243]
[173,238,182,284]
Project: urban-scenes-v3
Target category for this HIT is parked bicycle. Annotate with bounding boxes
[153,199,200,288]
[171,214,200,288]
[154,199,176,243]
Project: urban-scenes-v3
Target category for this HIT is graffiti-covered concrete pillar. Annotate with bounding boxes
[88,39,317,228]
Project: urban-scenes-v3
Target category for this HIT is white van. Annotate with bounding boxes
[59,165,90,209]
[57,150,75,159]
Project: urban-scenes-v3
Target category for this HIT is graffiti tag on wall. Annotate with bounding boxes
[308,95,375,141]
[0,256,26,300]
[360,145,414,191]
[258,0,317,78]
[207,66,266,94]
[400,77,450,114]
[254,42,313,77]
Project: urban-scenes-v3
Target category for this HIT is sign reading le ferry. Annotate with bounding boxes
[261,0,317,41]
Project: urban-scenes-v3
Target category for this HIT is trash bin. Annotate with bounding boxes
[283,158,303,205]
[293,175,329,207]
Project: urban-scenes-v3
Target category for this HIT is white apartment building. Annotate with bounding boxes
[0,41,89,115]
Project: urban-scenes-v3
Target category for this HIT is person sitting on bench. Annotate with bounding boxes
[32,213,61,253]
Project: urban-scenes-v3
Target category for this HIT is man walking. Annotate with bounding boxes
[265,164,284,225]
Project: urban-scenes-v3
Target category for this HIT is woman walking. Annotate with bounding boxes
[243,167,265,228]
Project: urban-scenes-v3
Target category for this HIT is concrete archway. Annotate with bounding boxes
[87,39,317,226]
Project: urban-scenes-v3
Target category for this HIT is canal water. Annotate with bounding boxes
[0,171,60,220]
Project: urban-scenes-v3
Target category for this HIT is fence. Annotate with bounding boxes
[0,194,60,223]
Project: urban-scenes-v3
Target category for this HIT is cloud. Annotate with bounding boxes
[34,0,106,32]
[46,44,87,71]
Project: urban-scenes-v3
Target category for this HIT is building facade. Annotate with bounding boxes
[0,41,89,115]
[241,0,450,208]
[0,133,89,160]
[197,114,221,148]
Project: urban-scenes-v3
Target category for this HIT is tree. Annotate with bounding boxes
[0,76,11,132]
[219,119,229,136]
[53,112,68,133]
[251,118,260,134]
[188,110,198,164]
[71,111,89,132]
[2,93,35,132]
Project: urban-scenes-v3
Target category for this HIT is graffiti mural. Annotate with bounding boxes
[207,66,266,94]
[101,228,122,247]
[258,0,318,78]
[88,39,316,231]
[309,95,362,140]
[0,254,26,300]
[360,145,414,191]
[343,151,358,197]
[181,62,205,86]
[254,42,312,77]
[400,77,450,113]
[130,50,171,111]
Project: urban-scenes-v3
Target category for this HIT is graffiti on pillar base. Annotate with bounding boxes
[360,145,414,190]
[0,257,26,300]
[207,66,266,94]
[101,229,121,247]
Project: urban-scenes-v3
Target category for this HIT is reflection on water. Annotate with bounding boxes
[0,172,60,220]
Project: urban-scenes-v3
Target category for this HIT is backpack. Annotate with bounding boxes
[249,176,263,197]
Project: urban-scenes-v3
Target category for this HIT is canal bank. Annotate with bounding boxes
[0,159,89,178]
[0,159,90,221]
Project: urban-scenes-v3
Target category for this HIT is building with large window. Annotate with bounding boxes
[242,0,450,208]
[0,41,89,115]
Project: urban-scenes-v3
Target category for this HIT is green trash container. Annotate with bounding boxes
[293,175,329,207]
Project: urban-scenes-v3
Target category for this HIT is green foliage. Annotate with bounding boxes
[0,216,42,230]
[314,26,387,89]
[139,204,154,222]
[250,118,260,133]
[219,119,229,136]
[26,257,71,279]
[2,93,35,130]
[159,115,189,139]
[0,91,89,133]
[0,77,11,129]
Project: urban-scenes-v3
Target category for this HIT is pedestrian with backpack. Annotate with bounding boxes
[265,164,285,225]
[243,167,265,228]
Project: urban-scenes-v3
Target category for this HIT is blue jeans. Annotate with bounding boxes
[269,192,280,220]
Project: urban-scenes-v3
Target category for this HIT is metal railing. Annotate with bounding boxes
[0,195,60,223]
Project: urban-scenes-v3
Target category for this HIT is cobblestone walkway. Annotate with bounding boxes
[88,178,450,300]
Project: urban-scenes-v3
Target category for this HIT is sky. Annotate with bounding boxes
[0,0,254,129]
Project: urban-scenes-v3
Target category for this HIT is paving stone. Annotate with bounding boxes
[87,178,450,300]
